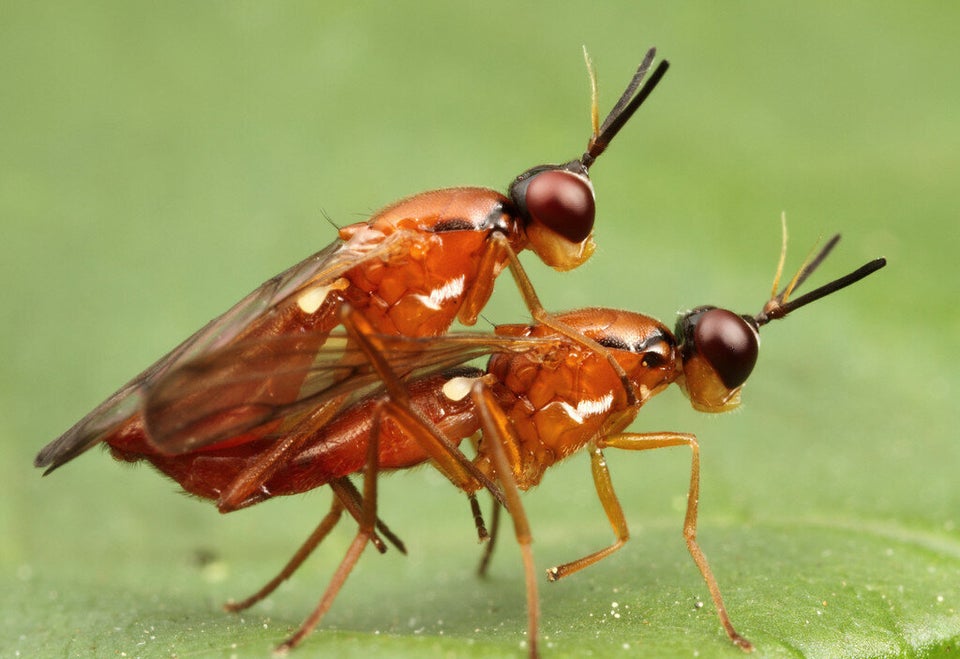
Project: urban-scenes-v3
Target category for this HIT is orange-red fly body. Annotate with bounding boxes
[36,49,669,512]
[44,228,883,654]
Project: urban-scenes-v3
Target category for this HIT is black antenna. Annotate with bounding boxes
[755,235,886,326]
[774,234,841,300]
[583,48,670,167]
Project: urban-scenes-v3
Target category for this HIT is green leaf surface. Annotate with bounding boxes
[2,2,957,658]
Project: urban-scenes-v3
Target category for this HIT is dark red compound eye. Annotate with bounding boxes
[523,170,595,243]
[693,309,759,389]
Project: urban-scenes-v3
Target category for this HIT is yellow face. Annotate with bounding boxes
[674,307,759,414]
[676,353,744,413]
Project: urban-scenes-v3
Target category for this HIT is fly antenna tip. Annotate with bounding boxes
[769,212,789,299]
[755,234,884,327]
[582,47,669,168]
[583,46,600,141]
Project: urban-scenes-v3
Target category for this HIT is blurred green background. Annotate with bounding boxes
[2,2,957,657]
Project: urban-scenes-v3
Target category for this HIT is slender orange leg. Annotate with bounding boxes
[545,443,629,581]
[583,431,754,652]
[229,302,504,609]
[466,435,500,574]
[343,307,507,506]
[274,401,386,653]
[331,477,407,555]
[469,382,540,659]
[224,494,346,613]
[223,477,408,614]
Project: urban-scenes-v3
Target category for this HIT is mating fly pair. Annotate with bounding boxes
[34,46,885,656]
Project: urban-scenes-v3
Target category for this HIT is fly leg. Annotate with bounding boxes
[343,306,507,508]
[224,492,345,613]
[544,443,629,581]
[224,477,406,614]
[217,403,403,614]
[344,309,540,656]
[467,415,501,576]
[557,431,753,652]
[332,477,407,554]
[468,492,490,542]
[274,400,388,652]
[476,498,502,577]
[469,382,540,659]
[461,232,638,407]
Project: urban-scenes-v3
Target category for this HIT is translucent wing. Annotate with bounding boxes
[141,329,552,454]
[36,236,402,472]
